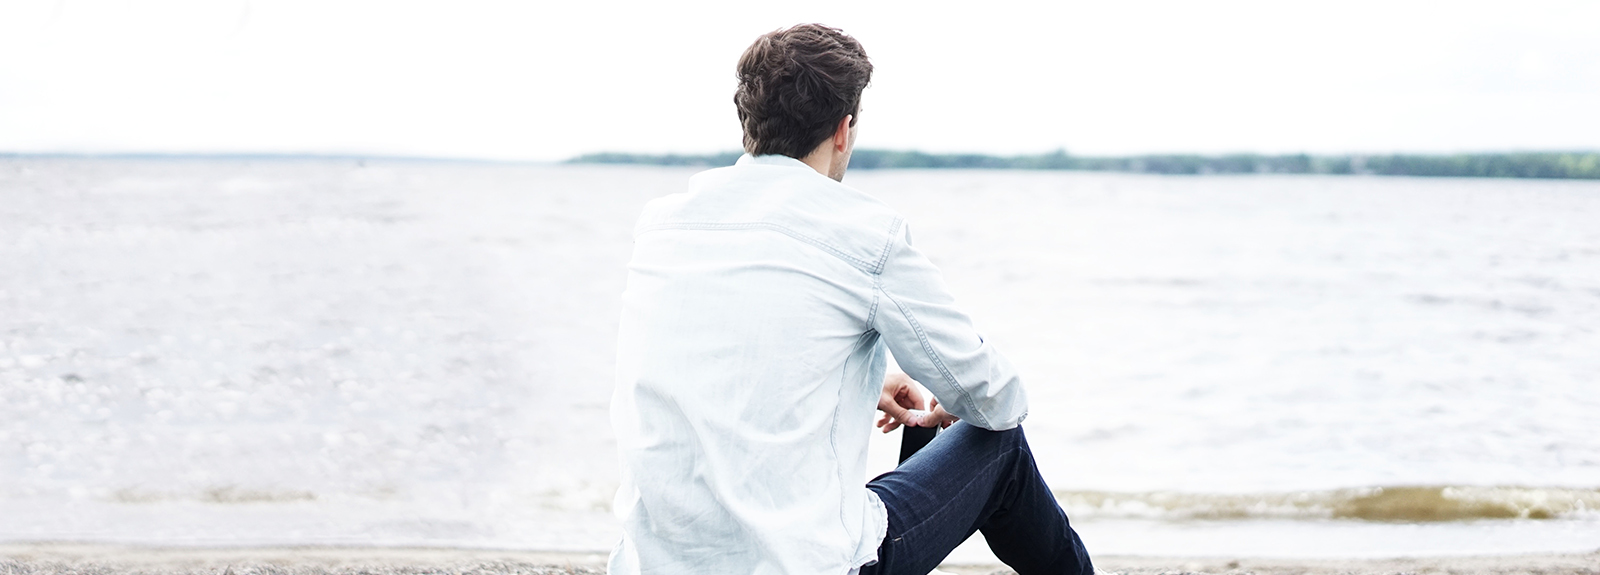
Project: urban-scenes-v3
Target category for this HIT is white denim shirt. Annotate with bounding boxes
[608,154,1029,575]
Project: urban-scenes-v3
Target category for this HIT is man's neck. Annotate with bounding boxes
[795,116,856,182]
[799,149,838,180]
[800,146,853,182]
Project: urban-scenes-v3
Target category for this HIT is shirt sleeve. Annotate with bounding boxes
[870,223,1029,431]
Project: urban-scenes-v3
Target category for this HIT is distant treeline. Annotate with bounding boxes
[568,150,1600,180]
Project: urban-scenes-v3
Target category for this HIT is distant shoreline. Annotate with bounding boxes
[8,150,1599,180]
[569,150,1600,180]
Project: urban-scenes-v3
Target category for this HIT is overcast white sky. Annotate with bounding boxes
[2,0,1597,161]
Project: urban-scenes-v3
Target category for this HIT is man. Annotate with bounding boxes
[609,23,1093,575]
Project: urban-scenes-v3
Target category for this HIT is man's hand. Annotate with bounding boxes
[877,372,959,433]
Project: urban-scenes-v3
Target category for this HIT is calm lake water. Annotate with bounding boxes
[2,159,1598,557]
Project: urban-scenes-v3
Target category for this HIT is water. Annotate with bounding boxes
[2,158,1598,557]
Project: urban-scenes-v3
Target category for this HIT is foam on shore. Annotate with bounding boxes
[1056,485,1600,521]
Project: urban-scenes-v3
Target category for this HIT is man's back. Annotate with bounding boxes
[610,154,901,574]
[609,23,1091,575]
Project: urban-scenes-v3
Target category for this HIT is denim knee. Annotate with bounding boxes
[991,424,1026,451]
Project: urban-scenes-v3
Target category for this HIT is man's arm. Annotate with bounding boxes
[869,225,1028,431]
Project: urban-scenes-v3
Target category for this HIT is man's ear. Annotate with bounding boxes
[833,115,853,151]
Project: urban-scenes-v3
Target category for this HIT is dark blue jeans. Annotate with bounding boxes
[860,423,1093,575]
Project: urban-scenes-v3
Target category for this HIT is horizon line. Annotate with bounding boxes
[8,147,1600,164]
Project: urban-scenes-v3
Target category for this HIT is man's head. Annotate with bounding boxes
[734,24,872,179]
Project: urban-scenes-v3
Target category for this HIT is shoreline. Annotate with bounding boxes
[4,543,1597,575]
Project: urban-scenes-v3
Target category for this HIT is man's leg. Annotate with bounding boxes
[860,422,1092,575]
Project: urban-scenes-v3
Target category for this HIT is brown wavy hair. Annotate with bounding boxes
[734,24,873,159]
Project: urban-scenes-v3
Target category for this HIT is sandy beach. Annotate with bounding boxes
[3,544,1597,575]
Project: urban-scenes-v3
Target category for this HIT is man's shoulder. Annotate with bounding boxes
[635,159,905,274]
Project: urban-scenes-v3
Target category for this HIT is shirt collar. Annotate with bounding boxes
[736,153,812,170]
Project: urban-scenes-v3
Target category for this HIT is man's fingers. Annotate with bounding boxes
[883,373,925,411]
[895,385,923,410]
[928,404,959,428]
[900,409,936,428]
[876,411,901,433]
[879,374,944,432]
[876,413,899,432]
[878,397,913,422]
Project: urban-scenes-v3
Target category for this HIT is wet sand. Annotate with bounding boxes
[3,544,1597,575]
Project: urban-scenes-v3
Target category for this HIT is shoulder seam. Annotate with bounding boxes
[871,217,903,275]
[865,276,881,326]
